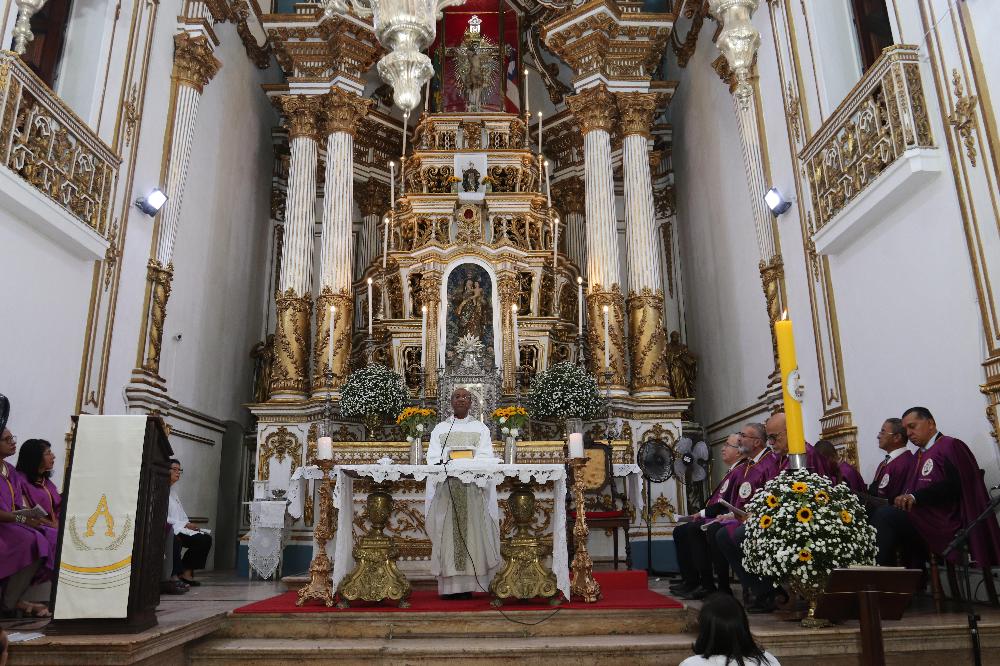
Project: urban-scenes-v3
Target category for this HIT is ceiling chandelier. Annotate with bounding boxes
[325,0,466,113]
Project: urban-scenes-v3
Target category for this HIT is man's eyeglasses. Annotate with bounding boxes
[1,435,16,445]
[739,434,761,441]
[765,434,779,442]
[171,467,183,473]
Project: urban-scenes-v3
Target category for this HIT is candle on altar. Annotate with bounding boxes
[512,303,520,369]
[523,68,529,115]
[382,214,390,269]
[389,161,395,208]
[577,276,584,333]
[317,436,333,460]
[537,111,543,154]
[552,214,559,271]
[400,156,406,195]
[602,304,610,370]
[775,311,806,456]
[367,277,373,336]
[544,159,552,207]
[424,79,430,112]
[568,432,585,458]
[328,305,336,373]
[420,304,427,369]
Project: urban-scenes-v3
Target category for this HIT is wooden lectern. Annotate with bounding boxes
[814,567,922,666]
[48,415,173,634]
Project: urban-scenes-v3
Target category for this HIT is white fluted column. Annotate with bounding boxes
[355,177,387,279]
[567,84,626,392]
[314,89,372,392]
[618,92,670,397]
[554,176,586,273]
[270,95,322,398]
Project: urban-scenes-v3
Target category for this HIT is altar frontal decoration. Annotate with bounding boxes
[743,469,876,626]
[340,363,408,437]
[526,361,605,423]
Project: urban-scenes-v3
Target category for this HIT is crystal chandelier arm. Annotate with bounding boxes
[435,0,465,20]
[351,0,374,18]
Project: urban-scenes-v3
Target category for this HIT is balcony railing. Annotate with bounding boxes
[0,51,119,240]
[801,45,934,234]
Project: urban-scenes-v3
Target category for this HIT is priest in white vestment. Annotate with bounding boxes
[425,388,503,599]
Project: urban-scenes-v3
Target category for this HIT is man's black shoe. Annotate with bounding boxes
[670,582,696,594]
[679,585,716,600]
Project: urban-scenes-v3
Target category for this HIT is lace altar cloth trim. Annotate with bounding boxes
[248,500,290,580]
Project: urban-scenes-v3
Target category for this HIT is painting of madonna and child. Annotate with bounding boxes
[445,264,496,370]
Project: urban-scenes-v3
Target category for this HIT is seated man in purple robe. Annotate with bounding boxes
[815,439,866,494]
[671,434,747,599]
[869,417,915,502]
[872,407,1000,569]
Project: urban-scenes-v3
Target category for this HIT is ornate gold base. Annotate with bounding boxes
[336,482,411,608]
[296,551,336,607]
[568,459,602,603]
[489,483,560,606]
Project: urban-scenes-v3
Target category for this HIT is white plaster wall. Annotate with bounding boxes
[669,27,774,428]
[806,0,864,115]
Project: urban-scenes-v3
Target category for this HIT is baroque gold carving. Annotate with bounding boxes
[232,0,271,69]
[553,176,585,216]
[313,287,353,390]
[498,270,520,394]
[947,68,979,167]
[759,255,784,374]
[615,91,661,138]
[664,330,696,399]
[142,260,174,375]
[270,288,312,396]
[276,95,323,141]
[627,288,669,393]
[258,426,302,482]
[587,285,627,387]
[567,84,617,135]
[323,88,372,137]
[355,178,388,218]
[173,33,221,93]
[419,272,443,398]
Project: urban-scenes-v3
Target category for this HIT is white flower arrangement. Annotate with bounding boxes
[526,362,605,420]
[743,469,876,589]
[339,363,408,421]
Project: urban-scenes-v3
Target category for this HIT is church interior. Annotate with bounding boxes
[2,0,1000,662]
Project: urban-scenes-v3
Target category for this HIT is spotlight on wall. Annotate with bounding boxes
[764,187,792,216]
[135,188,167,216]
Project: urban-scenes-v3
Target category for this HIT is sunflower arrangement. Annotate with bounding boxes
[396,407,437,440]
[742,469,876,589]
[492,406,529,438]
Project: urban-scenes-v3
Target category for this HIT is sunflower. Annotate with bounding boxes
[791,481,809,493]
[798,549,812,562]
[814,490,830,504]
[766,494,779,508]
[759,515,773,529]
[840,510,853,524]
[796,507,813,523]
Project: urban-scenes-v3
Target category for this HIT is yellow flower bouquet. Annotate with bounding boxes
[396,406,437,440]
[491,405,528,438]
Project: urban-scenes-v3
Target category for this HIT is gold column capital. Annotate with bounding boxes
[173,33,221,93]
[615,91,662,139]
[322,87,373,137]
[356,178,389,218]
[276,94,324,141]
[567,84,617,135]
[553,176,585,216]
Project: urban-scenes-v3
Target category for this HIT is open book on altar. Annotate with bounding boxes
[444,431,480,460]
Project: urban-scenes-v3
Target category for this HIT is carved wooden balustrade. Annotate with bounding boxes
[0,52,120,240]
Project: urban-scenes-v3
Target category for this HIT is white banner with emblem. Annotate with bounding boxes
[53,415,147,619]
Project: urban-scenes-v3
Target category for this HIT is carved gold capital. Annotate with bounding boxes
[173,33,221,93]
[553,176,585,216]
[627,288,669,393]
[356,178,389,218]
[615,91,661,138]
[313,287,353,391]
[586,284,627,388]
[567,84,617,135]
[270,288,313,397]
[276,95,324,141]
[323,88,372,137]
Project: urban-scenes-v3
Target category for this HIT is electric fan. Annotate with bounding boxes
[636,438,675,576]
[673,437,710,483]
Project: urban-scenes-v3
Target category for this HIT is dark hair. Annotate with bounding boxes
[884,418,906,441]
[902,406,934,422]
[169,458,181,467]
[813,439,842,484]
[16,438,52,484]
[692,593,769,666]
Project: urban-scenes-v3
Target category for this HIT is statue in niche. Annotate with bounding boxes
[462,162,481,193]
[250,334,275,403]
[665,330,697,399]
[454,278,487,340]
[445,264,495,369]
[447,28,499,112]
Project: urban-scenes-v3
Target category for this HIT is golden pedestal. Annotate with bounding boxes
[568,458,602,603]
[296,459,336,607]
[489,482,561,606]
[336,481,412,608]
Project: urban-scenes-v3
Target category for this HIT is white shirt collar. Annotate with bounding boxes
[751,447,770,465]
[922,431,941,452]
[886,447,907,462]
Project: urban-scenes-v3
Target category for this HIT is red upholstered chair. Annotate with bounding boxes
[567,440,632,570]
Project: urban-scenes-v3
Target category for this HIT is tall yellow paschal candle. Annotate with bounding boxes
[775,316,806,456]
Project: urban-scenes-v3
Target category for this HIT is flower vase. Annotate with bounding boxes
[504,435,517,464]
[790,579,830,628]
[364,414,381,442]
[409,436,423,465]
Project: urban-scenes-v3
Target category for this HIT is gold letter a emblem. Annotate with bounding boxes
[85,494,116,538]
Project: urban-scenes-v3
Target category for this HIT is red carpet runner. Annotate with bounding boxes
[234,570,682,614]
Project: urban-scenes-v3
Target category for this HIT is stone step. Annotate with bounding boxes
[219,606,692,640]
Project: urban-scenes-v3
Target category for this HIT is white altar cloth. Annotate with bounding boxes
[291,462,570,601]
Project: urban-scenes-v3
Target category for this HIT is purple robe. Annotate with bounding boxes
[904,435,1000,567]
[870,450,915,501]
[0,460,51,580]
[18,472,60,581]
[732,450,780,512]
[838,461,866,494]
[707,459,748,507]
[776,443,836,482]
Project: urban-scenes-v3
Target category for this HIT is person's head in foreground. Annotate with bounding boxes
[682,593,779,666]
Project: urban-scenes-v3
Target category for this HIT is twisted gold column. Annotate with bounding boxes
[419,272,442,398]
[586,286,627,388]
[498,271,520,394]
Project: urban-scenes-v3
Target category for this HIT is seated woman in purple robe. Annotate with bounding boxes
[0,398,52,618]
[16,438,61,582]
[815,439,866,495]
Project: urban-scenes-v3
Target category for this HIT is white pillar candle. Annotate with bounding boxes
[425,79,430,112]
[577,276,584,334]
[367,277,373,335]
[544,159,552,207]
[523,68,529,115]
[537,111,543,155]
[552,214,559,271]
[512,303,520,369]
[568,432,585,458]
[420,304,427,369]
[382,214,389,269]
[389,161,395,209]
[400,156,406,196]
[328,305,336,373]
[602,304,610,370]
[317,436,333,460]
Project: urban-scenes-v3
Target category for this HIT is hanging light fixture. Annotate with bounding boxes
[325,0,465,113]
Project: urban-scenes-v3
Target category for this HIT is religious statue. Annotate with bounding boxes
[462,162,481,193]
[250,334,275,403]
[454,278,487,339]
[447,29,499,112]
[665,330,697,399]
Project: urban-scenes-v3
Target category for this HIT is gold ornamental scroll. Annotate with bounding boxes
[313,287,353,391]
[270,288,312,397]
[627,287,669,394]
[498,270,520,394]
[140,260,174,376]
[419,272,442,398]
[587,285,627,389]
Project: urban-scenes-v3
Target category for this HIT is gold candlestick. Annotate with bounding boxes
[568,457,602,603]
[296,458,336,607]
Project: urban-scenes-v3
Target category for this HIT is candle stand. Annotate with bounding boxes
[568,457,602,603]
[296,458,336,607]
